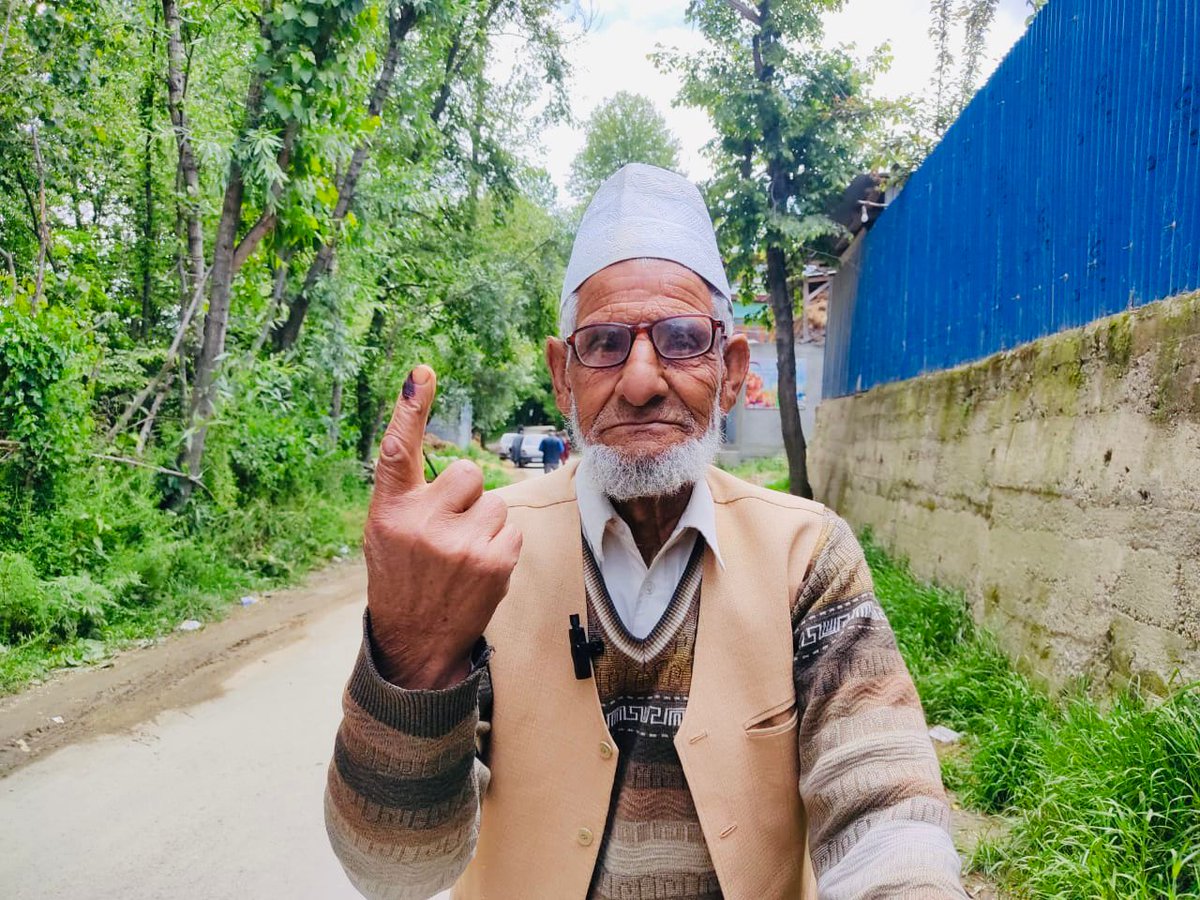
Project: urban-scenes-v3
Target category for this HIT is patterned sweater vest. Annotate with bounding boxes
[583,538,720,900]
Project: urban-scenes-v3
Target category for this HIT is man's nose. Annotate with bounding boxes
[616,332,668,407]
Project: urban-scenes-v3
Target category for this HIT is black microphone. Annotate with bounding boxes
[568,614,604,680]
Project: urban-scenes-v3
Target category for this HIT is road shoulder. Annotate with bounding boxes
[0,559,367,778]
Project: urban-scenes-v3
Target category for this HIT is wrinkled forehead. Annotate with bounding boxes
[575,259,714,324]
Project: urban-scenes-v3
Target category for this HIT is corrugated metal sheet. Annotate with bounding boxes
[824,0,1200,398]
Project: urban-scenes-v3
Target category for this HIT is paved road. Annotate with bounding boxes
[0,583,391,900]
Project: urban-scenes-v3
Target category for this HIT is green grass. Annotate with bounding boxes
[718,454,789,491]
[867,533,1200,898]
[425,440,512,490]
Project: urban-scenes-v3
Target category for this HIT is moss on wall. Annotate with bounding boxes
[811,289,1200,691]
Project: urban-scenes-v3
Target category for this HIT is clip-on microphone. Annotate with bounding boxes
[568,614,604,680]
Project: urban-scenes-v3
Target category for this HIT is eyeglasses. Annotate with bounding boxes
[566,315,725,369]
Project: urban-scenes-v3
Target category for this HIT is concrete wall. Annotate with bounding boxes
[722,341,824,462]
[810,291,1200,693]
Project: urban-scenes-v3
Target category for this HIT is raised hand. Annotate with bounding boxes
[364,365,522,689]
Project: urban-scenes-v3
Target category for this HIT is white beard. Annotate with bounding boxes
[568,400,722,501]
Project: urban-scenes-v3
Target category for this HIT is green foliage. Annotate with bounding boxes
[426,440,511,491]
[0,303,91,504]
[656,0,894,300]
[0,447,368,691]
[568,91,683,202]
[0,552,48,643]
[0,0,577,692]
[867,535,1200,898]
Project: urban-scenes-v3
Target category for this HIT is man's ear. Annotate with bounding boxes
[545,337,573,416]
[719,334,750,414]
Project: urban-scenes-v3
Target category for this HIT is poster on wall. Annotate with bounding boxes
[745,360,807,409]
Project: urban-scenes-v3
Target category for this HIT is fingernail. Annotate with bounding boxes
[381,435,401,458]
[411,365,432,385]
[402,372,415,400]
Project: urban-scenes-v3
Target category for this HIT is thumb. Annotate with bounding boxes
[374,365,437,498]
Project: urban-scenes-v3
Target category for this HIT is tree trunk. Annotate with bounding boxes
[354,307,386,463]
[766,245,811,499]
[30,125,50,314]
[162,0,205,295]
[138,7,160,338]
[328,377,343,446]
[169,7,273,506]
[271,3,419,352]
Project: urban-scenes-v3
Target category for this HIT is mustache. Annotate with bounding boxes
[586,400,698,438]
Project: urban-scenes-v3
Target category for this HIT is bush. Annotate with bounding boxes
[0,304,92,508]
[0,552,48,643]
[42,574,116,640]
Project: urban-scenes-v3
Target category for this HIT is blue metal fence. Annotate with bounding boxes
[824,0,1200,398]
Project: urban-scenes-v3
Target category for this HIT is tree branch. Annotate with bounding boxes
[91,453,214,497]
[30,124,50,313]
[0,0,15,63]
[1,249,14,299]
[721,0,761,25]
[106,265,209,441]
[232,211,276,273]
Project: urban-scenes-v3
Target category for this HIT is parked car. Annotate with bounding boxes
[497,433,544,467]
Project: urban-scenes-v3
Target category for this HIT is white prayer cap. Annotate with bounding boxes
[561,164,733,314]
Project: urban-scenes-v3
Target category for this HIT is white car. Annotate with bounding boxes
[497,433,545,467]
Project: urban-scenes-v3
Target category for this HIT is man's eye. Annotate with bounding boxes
[582,329,619,352]
[660,323,705,355]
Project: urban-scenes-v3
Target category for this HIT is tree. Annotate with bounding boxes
[568,91,682,202]
[270,0,569,352]
[657,0,885,498]
[0,0,575,679]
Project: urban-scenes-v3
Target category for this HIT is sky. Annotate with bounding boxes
[535,0,1034,200]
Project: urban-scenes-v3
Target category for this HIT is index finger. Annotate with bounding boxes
[374,365,437,499]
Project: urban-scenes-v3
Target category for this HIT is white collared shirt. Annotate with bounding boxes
[575,460,725,640]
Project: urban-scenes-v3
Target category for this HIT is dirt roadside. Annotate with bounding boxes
[0,559,367,779]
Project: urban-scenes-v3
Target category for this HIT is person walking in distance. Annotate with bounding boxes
[324,164,967,900]
[509,427,524,468]
[539,431,564,473]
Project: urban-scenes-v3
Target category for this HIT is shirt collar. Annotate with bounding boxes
[575,458,725,570]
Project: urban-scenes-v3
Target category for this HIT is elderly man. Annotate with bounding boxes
[325,165,965,900]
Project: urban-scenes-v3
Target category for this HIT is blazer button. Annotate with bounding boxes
[599,741,614,760]
[577,828,594,846]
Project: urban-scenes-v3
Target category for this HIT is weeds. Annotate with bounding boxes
[0,455,368,694]
[866,533,1200,899]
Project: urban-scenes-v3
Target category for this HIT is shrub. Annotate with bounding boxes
[0,304,92,509]
[0,552,48,643]
[42,574,116,640]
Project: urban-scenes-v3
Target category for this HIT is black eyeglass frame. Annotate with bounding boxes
[565,315,726,369]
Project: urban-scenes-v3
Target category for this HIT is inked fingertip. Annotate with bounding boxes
[402,372,416,400]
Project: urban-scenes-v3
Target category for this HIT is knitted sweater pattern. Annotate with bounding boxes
[584,538,717,900]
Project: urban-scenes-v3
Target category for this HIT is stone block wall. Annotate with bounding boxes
[810,291,1200,692]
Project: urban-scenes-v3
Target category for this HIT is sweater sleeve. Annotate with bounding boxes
[324,612,493,900]
[792,514,967,900]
